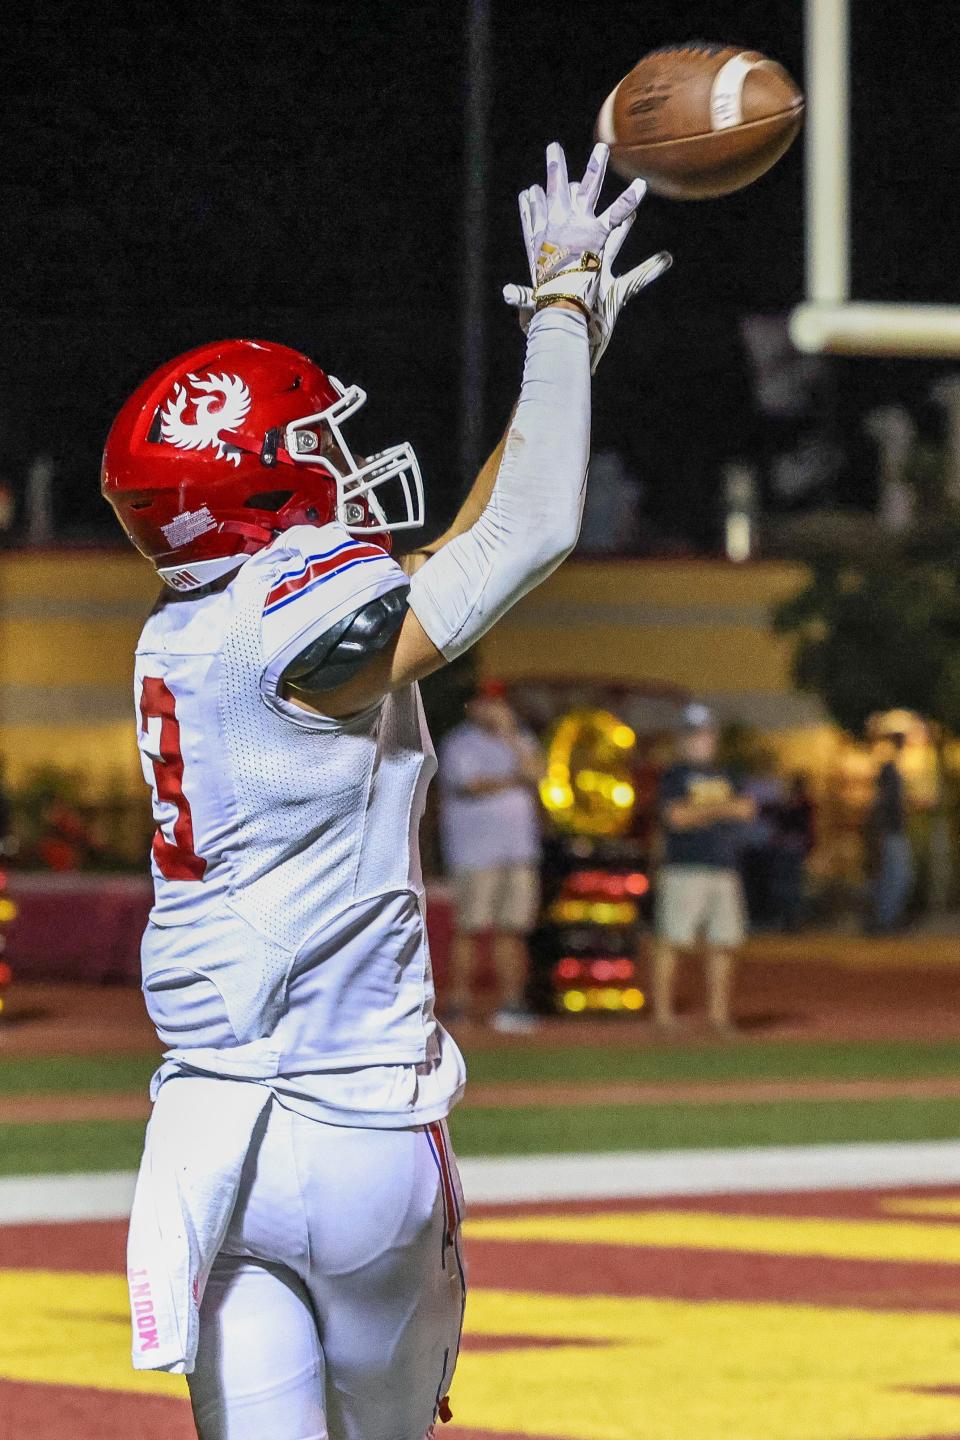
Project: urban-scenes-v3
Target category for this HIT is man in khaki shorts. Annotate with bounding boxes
[652,704,755,1034]
[439,680,544,1032]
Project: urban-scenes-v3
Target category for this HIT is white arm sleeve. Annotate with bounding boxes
[407,307,590,660]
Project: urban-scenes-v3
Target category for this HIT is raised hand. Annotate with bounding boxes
[503,141,671,370]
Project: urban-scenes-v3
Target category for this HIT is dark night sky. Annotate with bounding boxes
[3,0,960,547]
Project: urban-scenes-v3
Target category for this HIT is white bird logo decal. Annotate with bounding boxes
[160,371,252,467]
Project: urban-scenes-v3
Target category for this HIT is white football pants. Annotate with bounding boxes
[187,1097,465,1440]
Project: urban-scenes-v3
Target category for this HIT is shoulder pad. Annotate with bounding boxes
[281,584,409,696]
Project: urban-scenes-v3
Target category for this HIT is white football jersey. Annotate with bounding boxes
[134,523,464,1127]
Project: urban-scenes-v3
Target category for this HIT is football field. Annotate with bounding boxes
[3,981,960,1438]
[4,1152,960,1439]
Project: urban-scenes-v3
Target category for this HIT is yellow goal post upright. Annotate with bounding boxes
[790,0,960,358]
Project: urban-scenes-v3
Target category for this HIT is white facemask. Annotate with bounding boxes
[284,377,424,535]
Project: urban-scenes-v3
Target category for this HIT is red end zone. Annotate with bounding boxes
[3,1184,960,1440]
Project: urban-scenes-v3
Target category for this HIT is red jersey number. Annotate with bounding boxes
[139,677,207,882]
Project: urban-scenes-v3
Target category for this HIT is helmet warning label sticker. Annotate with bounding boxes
[161,505,218,549]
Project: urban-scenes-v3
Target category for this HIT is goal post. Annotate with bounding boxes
[790,304,960,357]
[804,0,850,306]
[791,0,960,357]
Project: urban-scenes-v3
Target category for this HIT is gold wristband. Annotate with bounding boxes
[536,253,602,285]
[534,293,592,319]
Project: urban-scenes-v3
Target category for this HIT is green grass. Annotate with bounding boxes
[0,1053,159,1097]
[0,1120,147,1176]
[1,1035,958,1178]
[2,1094,960,1175]
[450,1097,960,1156]
[3,1038,960,1099]
[465,1038,960,1086]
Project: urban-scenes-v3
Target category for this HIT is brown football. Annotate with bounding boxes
[595,42,804,200]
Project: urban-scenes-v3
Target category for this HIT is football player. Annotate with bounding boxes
[103,142,669,1440]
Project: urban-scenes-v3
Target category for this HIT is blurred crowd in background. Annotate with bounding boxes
[3,2,960,1019]
[0,682,945,941]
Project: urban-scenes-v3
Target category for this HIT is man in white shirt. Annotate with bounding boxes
[439,681,544,1031]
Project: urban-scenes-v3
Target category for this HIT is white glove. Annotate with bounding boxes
[515,141,648,315]
[503,144,671,372]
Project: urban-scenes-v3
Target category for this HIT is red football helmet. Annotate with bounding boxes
[101,338,424,590]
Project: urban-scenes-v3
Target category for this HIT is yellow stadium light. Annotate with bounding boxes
[0,899,17,924]
[611,782,635,809]
[549,898,638,926]
[540,780,575,812]
[561,989,587,1013]
[590,901,637,926]
[549,899,578,924]
[612,724,635,749]
[601,988,622,1010]
[622,988,645,1011]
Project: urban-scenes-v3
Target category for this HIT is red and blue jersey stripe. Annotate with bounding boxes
[264,540,389,615]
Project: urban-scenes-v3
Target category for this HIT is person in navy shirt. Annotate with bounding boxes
[652,704,755,1033]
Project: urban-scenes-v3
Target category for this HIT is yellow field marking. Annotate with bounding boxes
[466,1208,960,1264]
[0,1270,186,1397]
[6,1267,960,1438]
[456,1289,960,1440]
[882,1197,960,1218]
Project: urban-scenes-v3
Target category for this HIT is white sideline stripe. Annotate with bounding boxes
[4,1142,960,1224]
[461,1142,960,1203]
[0,1170,137,1224]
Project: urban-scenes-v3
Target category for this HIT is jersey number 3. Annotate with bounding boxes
[139,677,207,881]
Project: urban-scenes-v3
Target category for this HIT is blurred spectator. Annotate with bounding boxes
[770,773,816,931]
[866,728,914,934]
[438,680,544,1032]
[651,704,755,1034]
[739,765,785,930]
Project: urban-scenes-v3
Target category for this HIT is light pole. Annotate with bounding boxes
[460,0,491,484]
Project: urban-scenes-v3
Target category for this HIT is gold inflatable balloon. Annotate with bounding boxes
[540,708,637,837]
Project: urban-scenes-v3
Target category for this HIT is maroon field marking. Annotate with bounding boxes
[0,1219,126,1272]
[465,1237,960,1313]
[0,1380,195,1440]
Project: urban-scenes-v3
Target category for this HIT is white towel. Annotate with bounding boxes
[126,1073,272,1372]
